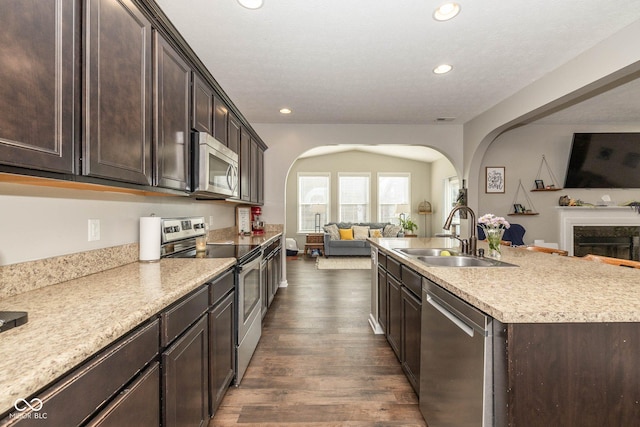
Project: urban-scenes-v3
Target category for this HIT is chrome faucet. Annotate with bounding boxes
[443,205,477,256]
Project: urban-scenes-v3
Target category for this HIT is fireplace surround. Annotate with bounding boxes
[558,207,640,259]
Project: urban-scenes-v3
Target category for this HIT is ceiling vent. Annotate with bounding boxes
[435,117,456,122]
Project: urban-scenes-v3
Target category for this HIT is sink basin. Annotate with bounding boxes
[394,248,459,257]
[416,255,517,268]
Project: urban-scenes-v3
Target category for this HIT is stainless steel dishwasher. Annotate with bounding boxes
[420,279,505,427]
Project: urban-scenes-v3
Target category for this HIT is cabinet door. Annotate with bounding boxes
[377,266,387,334]
[213,94,228,146]
[387,274,402,361]
[0,0,76,173]
[227,113,241,154]
[86,362,160,427]
[257,147,264,204]
[162,315,209,427]
[154,32,190,191]
[191,73,213,134]
[84,0,152,185]
[250,139,258,203]
[209,291,235,415]
[240,127,251,201]
[401,287,421,394]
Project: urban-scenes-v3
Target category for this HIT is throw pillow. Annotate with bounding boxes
[323,224,340,241]
[369,228,383,238]
[352,225,370,240]
[339,228,354,240]
[383,224,402,237]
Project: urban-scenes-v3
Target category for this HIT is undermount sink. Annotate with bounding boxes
[416,255,517,268]
[394,248,459,257]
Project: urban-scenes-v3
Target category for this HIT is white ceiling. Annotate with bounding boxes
[156,0,640,127]
[298,144,444,162]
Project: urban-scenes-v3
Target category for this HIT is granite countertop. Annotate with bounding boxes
[371,237,640,324]
[0,258,235,416]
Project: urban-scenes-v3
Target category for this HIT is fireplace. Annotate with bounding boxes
[573,226,639,260]
[558,207,640,258]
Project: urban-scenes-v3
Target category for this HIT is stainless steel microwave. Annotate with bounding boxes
[191,132,239,199]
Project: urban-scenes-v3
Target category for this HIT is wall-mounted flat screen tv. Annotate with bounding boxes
[564,133,640,188]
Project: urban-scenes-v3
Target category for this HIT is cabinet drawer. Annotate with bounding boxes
[161,285,208,347]
[387,256,401,280]
[306,234,323,244]
[86,362,160,427]
[6,319,159,426]
[377,251,387,269]
[401,266,422,300]
[210,269,234,307]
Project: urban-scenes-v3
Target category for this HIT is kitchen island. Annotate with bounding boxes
[370,237,640,427]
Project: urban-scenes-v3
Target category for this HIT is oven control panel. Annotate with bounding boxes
[161,217,206,243]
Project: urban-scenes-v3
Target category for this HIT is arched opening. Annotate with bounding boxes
[281,144,458,255]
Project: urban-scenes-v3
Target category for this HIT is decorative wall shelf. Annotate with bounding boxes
[532,154,562,191]
[510,179,538,215]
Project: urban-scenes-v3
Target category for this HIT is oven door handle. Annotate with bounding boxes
[237,251,262,271]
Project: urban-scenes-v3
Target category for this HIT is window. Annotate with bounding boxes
[298,173,330,233]
[338,174,370,223]
[443,176,460,233]
[378,173,410,225]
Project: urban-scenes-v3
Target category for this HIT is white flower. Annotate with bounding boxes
[478,213,510,229]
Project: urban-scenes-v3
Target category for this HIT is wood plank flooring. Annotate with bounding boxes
[209,256,426,426]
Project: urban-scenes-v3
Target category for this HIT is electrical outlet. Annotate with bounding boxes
[88,219,101,241]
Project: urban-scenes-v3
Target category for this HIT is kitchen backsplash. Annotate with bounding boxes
[0,225,284,300]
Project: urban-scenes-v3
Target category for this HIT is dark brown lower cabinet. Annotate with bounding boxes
[162,315,209,427]
[209,291,235,415]
[400,286,421,394]
[506,322,640,426]
[86,362,160,427]
[386,273,402,361]
[377,265,387,334]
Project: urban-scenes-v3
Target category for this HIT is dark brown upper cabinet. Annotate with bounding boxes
[84,0,153,185]
[213,94,229,147]
[240,127,251,202]
[227,113,241,154]
[0,0,76,174]
[191,72,213,135]
[154,31,191,191]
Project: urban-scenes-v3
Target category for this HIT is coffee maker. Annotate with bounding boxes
[251,206,264,235]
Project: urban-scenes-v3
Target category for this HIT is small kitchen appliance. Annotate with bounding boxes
[251,206,264,235]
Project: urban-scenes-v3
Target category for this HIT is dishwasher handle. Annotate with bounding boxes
[426,294,474,337]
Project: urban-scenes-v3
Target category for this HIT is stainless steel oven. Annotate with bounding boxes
[235,250,262,384]
[192,131,238,199]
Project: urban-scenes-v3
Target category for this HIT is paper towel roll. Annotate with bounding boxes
[139,216,161,262]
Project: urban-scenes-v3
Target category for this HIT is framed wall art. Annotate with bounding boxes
[486,166,505,193]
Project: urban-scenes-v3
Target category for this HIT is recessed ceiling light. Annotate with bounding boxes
[279,108,292,114]
[237,0,263,10]
[433,3,461,21]
[433,64,453,74]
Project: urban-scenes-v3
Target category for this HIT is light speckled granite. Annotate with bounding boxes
[0,258,235,415]
[0,243,139,300]
[371,237,640,324]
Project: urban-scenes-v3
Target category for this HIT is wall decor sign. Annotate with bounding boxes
[486,166,505,193]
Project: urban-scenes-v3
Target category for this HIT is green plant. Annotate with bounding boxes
[399,217,418,233]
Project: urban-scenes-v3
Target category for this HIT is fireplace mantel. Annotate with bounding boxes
[557,207,640,255]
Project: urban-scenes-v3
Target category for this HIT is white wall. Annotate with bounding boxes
[0,183,236,265]
[254,123,464,232]
[479,124,640,245]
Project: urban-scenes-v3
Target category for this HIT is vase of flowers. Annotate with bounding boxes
[478,213,510,258]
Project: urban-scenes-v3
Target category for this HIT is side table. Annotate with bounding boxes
[304,233,325,257]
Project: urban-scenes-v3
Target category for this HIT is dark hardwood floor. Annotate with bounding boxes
[209,256,426,426]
